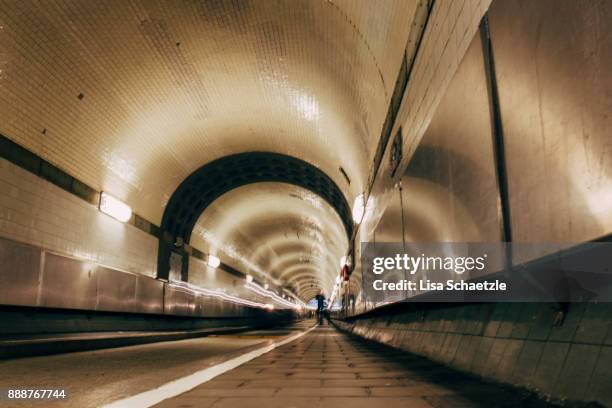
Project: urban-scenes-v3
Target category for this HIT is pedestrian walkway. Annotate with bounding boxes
[154,325,554,408]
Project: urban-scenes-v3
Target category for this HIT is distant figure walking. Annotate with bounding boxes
[315,292,326,325]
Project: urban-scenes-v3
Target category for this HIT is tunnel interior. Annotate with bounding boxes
[158,152,353,300]
[0,0,611,406]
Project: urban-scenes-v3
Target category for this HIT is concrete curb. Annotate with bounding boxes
[0,325,256,359]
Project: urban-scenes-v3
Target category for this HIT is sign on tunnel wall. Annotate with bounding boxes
[361,242,612,304]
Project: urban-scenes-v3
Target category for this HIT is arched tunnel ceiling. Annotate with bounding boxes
[190,182,348,300]
[0,0,417,225]
[163,152,353,242]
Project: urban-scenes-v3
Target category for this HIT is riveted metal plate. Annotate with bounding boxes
[0,238,42,306]
[39,253,97,310]
[96,266,137,312]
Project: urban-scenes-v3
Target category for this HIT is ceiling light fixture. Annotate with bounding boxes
[99,192,132,223]
[207,255,221,268]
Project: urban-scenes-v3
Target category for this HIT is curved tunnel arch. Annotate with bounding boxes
[278,264,328,282]
[248,235,341,274]
[158,152,353,284]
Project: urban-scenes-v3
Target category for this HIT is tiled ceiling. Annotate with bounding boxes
[0,0,417,298]
[191,182,348,299]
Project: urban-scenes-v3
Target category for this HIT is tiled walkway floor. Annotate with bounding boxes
[155,325,554,408]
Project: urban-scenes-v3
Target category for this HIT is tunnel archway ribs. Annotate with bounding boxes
[158,152,353,280]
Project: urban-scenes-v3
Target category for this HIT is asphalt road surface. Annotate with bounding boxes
[0,327,302,408]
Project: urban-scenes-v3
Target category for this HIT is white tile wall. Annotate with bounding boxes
[355,0,493,261]
[0,158,157,276]
[0,0,416,223]
[366,0,492,217]
[399,0,492,168]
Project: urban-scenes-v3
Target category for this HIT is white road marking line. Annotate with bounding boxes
[102,325,317,408]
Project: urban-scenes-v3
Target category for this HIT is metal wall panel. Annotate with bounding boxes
[39,253,97,310]
[213,299,224,317]
[357,30,505,307]
[96,266,137,312]
[164,285,194,316]
[489,0,612,254]
[372,186,404,243]
[194,294,205,317]
[134,275,164,314]
[0,238,41,306]
[399,33,502,245]
[184,291,196,316]
[204,297,220,318]
[0,236,262,318]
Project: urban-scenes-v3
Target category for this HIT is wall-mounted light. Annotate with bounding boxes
[245,281,299,310]
[352,194,365,223]
[207,254,220,268]
[264,283,269,290]
[246,274,254,283]
[99,192,132,223]
[352,193,375,224]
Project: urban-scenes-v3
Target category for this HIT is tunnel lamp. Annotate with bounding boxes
[207,255,221,268]
[99,192,132,223]
[264,304,274,310]
[246,274,254,283]
[352,194,365,223]
[264,283,269,290]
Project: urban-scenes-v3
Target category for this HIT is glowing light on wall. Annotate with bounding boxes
[352,193,375,224]
[352,194,365,223]
[168,280,270,310]
[245,281,301,310]
[99,192,132,223]
[246,274,254,283]
[207,254,221,268]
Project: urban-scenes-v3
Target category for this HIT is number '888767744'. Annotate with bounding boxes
[5,389,67,400]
